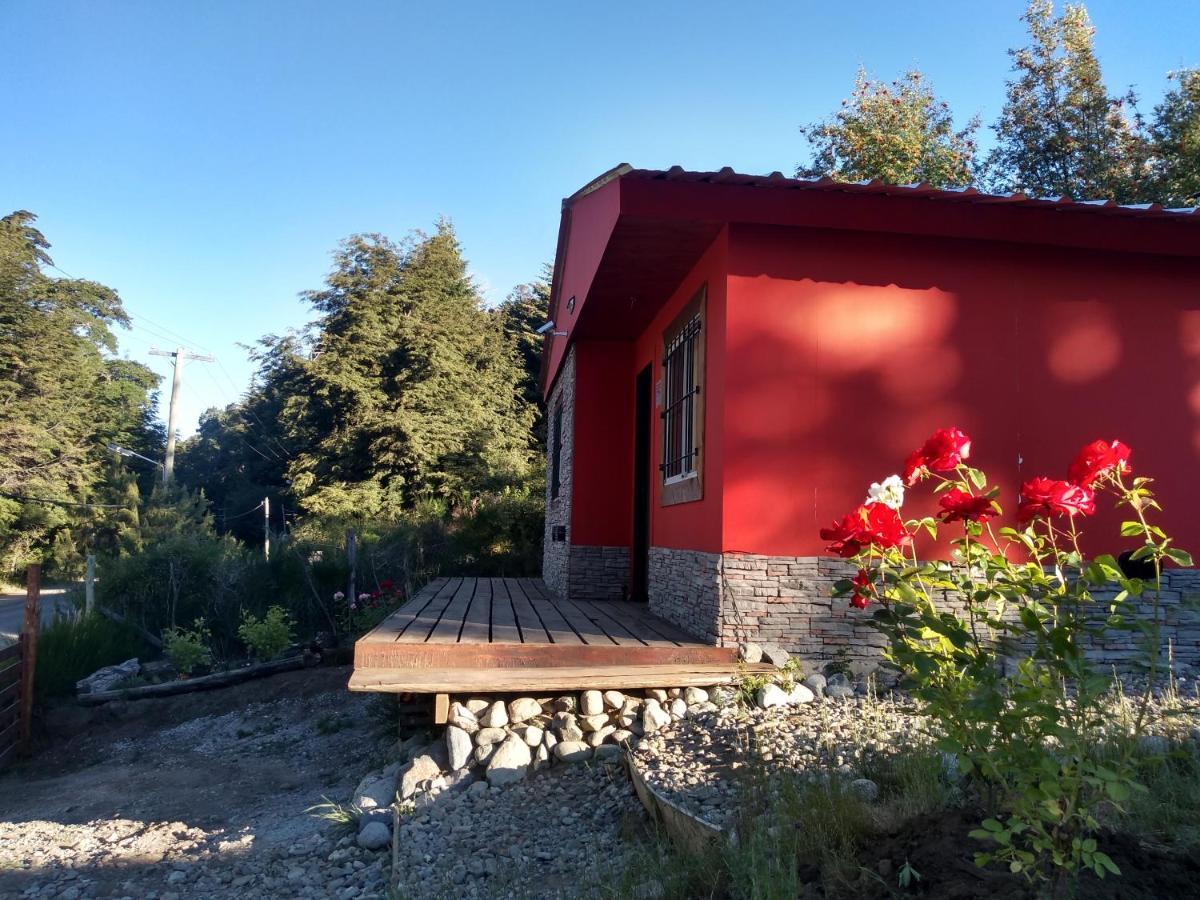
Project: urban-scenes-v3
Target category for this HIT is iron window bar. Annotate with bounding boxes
[660,315,701,481]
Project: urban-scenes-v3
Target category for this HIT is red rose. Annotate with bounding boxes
[820,503,913,557]
[820,509,867,558]
[380,579,395,591]
[850,568,874,609]
[1067,439,1132,487]
[1017,477,1096,524]
[903,427,972,485]
[862,502,913,551]
[937,488,998,524]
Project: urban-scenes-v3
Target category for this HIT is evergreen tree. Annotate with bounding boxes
[176,335,298,542]
[985,1,1148,200]
[798,68,979,187]
[0,211,164,574]
[494,264,550,445]
[1146,69,1200,207]
[282,221,535,518]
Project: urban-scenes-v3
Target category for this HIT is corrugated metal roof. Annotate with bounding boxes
[619,164,1200,221]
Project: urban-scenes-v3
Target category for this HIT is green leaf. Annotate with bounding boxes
[1165,547,1194,567]
[1120,521,1145,537]
[1105,780,1130,802]
[1095,851,1120,875]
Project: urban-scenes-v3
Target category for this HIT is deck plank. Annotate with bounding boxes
[349,663,771,693]
[426,578,476,643]
[394,577,463,643]
[557,596,645,646]
[595,601,689,646]
[489,578,522,643]
[365,577,447,642]
[507,580,552,644]
[458,577,492,642]
[526,592,584,645]
[575,599,687,647]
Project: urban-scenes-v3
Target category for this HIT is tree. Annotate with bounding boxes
[1146,69,1200,207]
[494,264,550,445]
[176,335,299,542]
[985,1,1148,200]
[798,68,979,187]
[0,211,163,574]
[281,221,536,518]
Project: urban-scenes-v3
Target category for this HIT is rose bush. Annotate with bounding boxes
[823,428,1190,891]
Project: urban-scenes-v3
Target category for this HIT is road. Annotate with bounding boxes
[0,588,71,646]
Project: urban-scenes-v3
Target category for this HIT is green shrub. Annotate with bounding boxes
[237,605,294,661]
[162,619,212,675]
[34,611,150,702]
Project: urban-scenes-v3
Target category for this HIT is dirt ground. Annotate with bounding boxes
[0,666,398,899]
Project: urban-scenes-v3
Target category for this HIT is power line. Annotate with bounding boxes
[221,500,265,521]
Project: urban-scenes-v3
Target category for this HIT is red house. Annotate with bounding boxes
[540,164,1200,664]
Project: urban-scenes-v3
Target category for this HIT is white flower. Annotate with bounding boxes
[866,475,905,510]
[332,591,345,601]
[358,593,371,602]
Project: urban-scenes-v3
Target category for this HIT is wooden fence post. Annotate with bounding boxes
[85,553,96,615]
[19,563,40,754]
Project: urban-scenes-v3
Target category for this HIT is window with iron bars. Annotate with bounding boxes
[660,315,701,482]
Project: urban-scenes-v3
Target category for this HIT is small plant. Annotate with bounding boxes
[162,619,213,676]
[334,579,401,638]
[306,796,363,835]
[735,666,773,707]
[897,858,921,888]
[237,605,295,661]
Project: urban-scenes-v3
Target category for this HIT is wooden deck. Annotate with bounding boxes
[349,576,763,693]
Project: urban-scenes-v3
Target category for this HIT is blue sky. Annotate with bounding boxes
[4,0,1197,436]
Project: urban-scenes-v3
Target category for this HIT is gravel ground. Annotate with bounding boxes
[0,667,395,899]
[393,761,646,899]
[631,689,926,829]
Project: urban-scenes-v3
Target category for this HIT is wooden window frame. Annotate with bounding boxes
[659,284,705,507]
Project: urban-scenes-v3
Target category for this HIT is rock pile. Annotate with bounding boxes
[350,686,724,852]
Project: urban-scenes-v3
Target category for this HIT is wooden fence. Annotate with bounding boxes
[0,564,39,771]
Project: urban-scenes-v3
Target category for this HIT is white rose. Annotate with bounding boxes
[866,474,905,510]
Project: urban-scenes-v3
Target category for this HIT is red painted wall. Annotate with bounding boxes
[568,228,730,553]
[722,223,1200,557]
[570,340,635,546]
[634,228,728,554]
[543,181,621,392]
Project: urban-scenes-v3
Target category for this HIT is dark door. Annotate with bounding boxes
[632,364,652,601]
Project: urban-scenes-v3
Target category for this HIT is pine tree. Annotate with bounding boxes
[282,222,535,518]
[798,69,979,187]
[494,264,550,446]
[1146,69,1200,207]
[0,211,163,574]
[985,1,1148,200]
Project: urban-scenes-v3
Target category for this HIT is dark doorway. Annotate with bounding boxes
[632,364,652,601]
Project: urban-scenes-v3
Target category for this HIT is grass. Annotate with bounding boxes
[306,796,364,835]
[34,610,152,702]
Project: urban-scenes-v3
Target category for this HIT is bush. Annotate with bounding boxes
[162,619,212,675]
[823,428,1182,887]
[34,611,150,702]
[237,606,294,661]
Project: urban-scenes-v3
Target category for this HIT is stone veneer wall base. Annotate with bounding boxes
[647,546,1200,671]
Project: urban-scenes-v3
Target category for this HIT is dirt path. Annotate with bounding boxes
[0,667,397,899]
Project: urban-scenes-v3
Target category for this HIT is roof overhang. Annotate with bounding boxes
[539,165,1200,397]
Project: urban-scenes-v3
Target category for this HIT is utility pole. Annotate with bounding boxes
[150,346,214,482]
[263,496,271,561]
